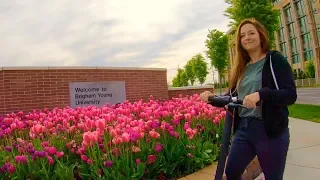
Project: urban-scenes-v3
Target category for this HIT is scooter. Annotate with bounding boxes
[207,95,248,180]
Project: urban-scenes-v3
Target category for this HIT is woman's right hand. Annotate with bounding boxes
[200,91,214,103]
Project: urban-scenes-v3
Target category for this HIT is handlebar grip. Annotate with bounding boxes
[207,95,231,107]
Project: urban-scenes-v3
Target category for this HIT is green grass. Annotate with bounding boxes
[289,104,320,123]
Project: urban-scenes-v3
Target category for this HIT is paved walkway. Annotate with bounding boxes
[255,117,320,180]
[296,87,320,105]
[178,162,218,180]
[179,117,320,180]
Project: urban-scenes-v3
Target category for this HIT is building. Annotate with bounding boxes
[226,0,320,85]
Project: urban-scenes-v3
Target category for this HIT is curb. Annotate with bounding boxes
[179,156,262,180]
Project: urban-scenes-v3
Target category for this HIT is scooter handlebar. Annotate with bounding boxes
[207,95,232,107]
[208,95,259,109]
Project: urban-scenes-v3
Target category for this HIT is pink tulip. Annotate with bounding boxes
[112,137,122,145]
[139,132,145,139]
[96,119,105,130]
[186,128,197,139]
[30,124,46,135]
[56,151,64,159]
[81,155,88,162]
[10,123,17,130]
[214,117,220,124]
[103,160,113,167]
[45,147,57,156]
[6,163,15,174]
[136,158,141,165]
[149,130,160,139]
[87,159,93,165]
[184,113,191,121]
[155,143,164,152]
[147,155,156,165]
[187,153,193,158]
[110,129,118,137]
[121,132,130,143]
[82,131,99,148]
[15,155,27,164]
[29,132,36,139]
[47,156,54,165]
[132,146,141,153]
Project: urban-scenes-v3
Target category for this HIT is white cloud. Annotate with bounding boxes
[144,21,229,84]
[1,0,231,84]
[112,51,143,62]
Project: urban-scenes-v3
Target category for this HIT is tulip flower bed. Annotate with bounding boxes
[0,95,226,180]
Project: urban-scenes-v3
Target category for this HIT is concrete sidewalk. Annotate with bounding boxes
[178,117,320,180]
[255,117,320,180]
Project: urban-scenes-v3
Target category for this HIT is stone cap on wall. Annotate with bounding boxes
[168,85,214,91]
[0,66,167,71]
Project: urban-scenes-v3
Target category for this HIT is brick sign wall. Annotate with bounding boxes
[0,67,168,115]
[168,86,214,99]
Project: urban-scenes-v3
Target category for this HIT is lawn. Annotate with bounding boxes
[288,104,320,123]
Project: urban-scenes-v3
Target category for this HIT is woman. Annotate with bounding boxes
[200,18,297,180]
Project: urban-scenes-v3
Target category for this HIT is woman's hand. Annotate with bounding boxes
[200,91,214,103]
[243,92,260,108]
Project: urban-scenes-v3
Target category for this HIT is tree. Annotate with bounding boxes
[205,29,229,94]
[172,76,180,87]
[224,0,280,47]
[305,60,315,78]
[178,68,189,86]
[184,59,197,86]
[192,54,209,85]
[171,68,189,87]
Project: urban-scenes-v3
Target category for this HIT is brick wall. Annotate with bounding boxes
[0,67,168,115]
[168,86,214,99]
[0,70,4,115]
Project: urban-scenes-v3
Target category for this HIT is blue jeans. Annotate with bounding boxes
[225,117,290,180]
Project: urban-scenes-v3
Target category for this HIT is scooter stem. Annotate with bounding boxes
[214,107,234,180]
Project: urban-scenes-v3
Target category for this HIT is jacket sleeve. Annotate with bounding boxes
[258,52,297,106]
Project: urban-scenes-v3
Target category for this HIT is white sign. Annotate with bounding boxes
[69,81,126,108]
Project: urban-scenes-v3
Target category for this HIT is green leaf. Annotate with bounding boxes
[54,160,76,180]
[202,152,210,159]
[132,162,146,180]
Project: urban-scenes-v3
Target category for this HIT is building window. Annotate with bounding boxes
[298,16,308,34]
[295,0,305,18]
[302,33,312,50]
[284,4,301,64]
[280,42,288,60]
[278,28,286,43]
[292,53,300,64]
[304,49,313,61]
[288,23,296,38]
[285,5,293,23]
[290,37,300,64]
[277,11,289,62]
[290,38,299,54]
[312,0,320,45]
[295,1,314,61]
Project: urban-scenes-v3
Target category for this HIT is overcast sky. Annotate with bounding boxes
[1,0,231,84]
